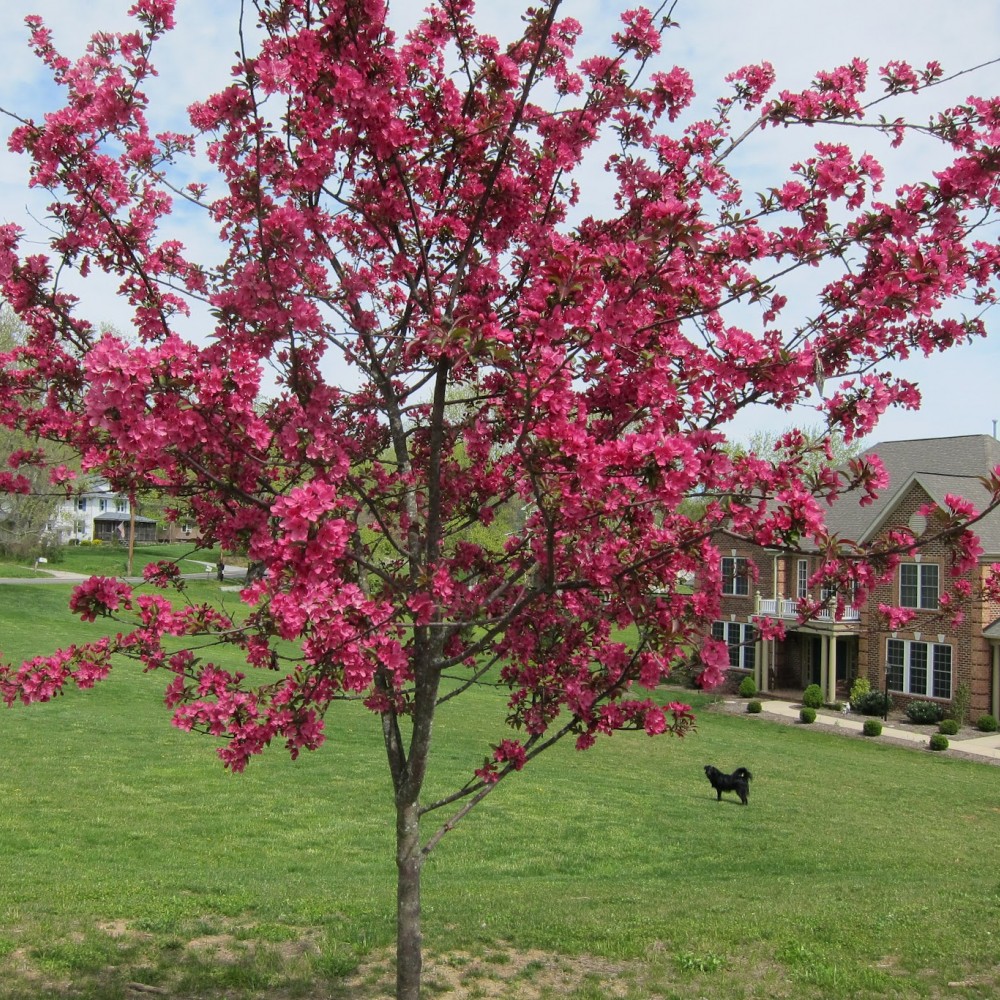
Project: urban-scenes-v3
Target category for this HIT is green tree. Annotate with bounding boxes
[742,424,865,474]
[0,306,77,558]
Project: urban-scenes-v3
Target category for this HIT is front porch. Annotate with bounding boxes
[753,632,856,704]
[752,593,861,704]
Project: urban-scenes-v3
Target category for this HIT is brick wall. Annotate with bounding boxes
[856,483,993,717]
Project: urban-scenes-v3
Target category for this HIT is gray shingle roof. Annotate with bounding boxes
[825,434,1000,554]
[93,512,157,524]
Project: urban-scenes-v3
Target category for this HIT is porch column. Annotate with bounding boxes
[754,639,771,693]
[819,634,829,701]
[826,634,838,705]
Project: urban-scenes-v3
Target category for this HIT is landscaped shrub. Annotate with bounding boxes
[977,714,999,732]
[849,677,871,704]
[738,676,758,698]
[802,684,824,710]
[799,707,817,724]
[947,682,972,725]
[905,701,945,725]
[747,700,763,714]
[853,690,892,716]
[666,660,700,689]
[929,734,949,751]
[862,718,882,737]
[938,719,960,736]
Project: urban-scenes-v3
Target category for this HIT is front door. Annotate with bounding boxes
[806,636,857,693]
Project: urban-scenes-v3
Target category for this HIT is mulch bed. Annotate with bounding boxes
[709,697,1000,766]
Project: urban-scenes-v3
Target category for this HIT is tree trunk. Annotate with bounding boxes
[395,796,423,1000]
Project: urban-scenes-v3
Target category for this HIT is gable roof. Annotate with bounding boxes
[825,434,1000,554]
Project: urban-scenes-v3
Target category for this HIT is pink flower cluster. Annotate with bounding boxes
[68,577,134,622]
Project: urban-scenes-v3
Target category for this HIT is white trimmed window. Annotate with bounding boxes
[721,556,749,596]
[886,638,952,699]
[899,563,939,610]
[712,621,756,671]
[796,559,809,599]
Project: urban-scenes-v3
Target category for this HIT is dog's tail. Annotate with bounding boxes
[733,767,753,781]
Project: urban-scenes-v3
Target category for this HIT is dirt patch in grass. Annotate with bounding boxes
[185,933,246,964]
[341,944,641,998]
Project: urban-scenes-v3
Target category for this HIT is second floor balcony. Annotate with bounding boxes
[755,594,860,626]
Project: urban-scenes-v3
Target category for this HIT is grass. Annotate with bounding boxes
[0,561,43,578]
[0,542,224,579]
[2,585,1000,998]
[44,541,223,577]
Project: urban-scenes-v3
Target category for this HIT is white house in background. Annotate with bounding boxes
[49,479,157,544]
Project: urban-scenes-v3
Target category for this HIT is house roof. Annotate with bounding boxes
[93,512,157,524]
[824,434,1000,554]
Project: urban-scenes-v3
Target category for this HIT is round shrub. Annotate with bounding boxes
[802,684,824,710]
[747,700,763,714]
[938,718,960,736]
[799,707,817,724]
[738,676,758,698]
[977,714,999,732]
[929,734,949,752]
[853,690,892,716]
[862,718,882,737]
[905,701,945,725]
[849,677,872,704]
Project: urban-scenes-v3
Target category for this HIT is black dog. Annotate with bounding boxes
[704,764,753,805]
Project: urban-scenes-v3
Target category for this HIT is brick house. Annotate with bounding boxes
[711,435,1000,719]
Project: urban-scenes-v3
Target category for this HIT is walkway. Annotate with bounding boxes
[0,562,246,585]
[739,697,1000,763]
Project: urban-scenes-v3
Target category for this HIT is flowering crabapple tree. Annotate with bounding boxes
[2,0,1000,996]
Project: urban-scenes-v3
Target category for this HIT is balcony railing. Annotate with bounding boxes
[756,595,860,623]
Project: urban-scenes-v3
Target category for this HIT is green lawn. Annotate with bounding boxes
[2,586,999,999]
[0,561,42,578]
[41,541,223,577]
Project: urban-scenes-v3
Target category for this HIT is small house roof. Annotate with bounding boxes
[93,512,157,525]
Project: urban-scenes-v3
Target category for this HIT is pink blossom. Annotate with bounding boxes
[68,577,134,622]
[878,604,916,631]
[696,638,730,690]
[143,561,182,588]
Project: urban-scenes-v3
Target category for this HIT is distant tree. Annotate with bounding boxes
[0,306,76,557]
[738,424,866,481]
[2,4,999,998]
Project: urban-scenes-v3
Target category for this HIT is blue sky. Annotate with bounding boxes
[1,0,998,447]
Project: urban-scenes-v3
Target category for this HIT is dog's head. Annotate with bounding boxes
[704,764,719,779]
